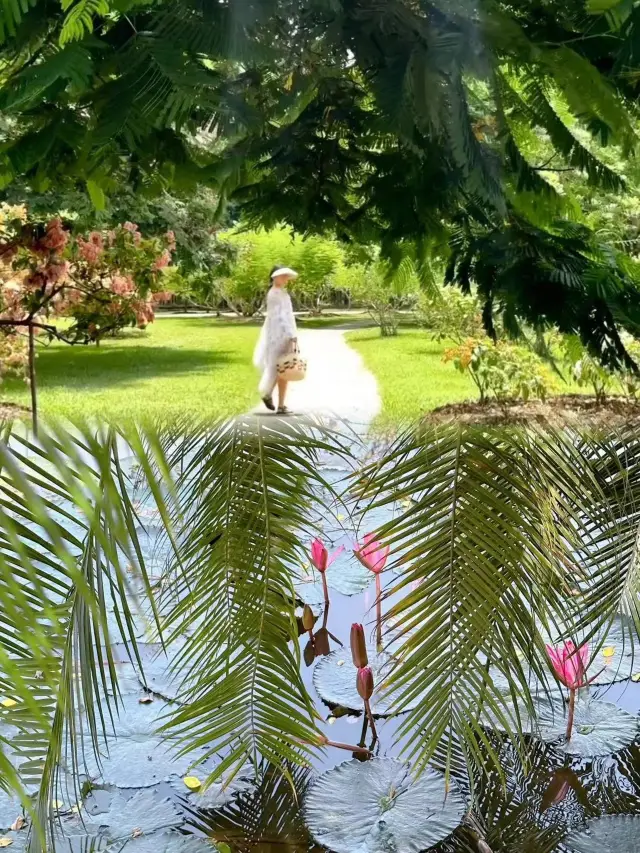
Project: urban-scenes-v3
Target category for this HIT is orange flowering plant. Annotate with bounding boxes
[443,338,548,403]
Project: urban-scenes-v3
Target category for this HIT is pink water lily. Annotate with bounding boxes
[355,534,390,652]
[310,538,344,606]
[546,641,602,741]
[354,534,390,574]
[310,538,344,573]
[546,641,589,689]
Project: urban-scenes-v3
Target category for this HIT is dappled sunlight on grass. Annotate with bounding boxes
[1,317,260,422]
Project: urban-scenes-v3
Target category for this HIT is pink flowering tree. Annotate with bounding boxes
[0,206,175,430]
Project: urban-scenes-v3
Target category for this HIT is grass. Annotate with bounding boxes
[0,315,591,426]
[347,329,478,424]
[348,328,591,425]
[2,317,260,423]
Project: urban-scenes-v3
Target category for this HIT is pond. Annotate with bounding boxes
[1,419,640,852]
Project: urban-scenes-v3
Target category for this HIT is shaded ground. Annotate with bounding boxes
[423,395,640,428]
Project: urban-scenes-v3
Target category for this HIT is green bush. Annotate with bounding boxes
[340,258,419,336]
[419,287,484,344]
[560,335,616,402]
[444,339,549,403]
[216,228,344,315]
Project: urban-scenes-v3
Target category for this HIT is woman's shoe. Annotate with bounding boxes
[262,395,275,411]
[277,406,292,415]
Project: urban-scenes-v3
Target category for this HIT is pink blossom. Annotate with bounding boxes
[78,238,103,264]
[152,291,173,304]
[123,222,139,233]
[165,230,177,252]
[546,642,589,689]
[111,274,135,295]
[153,250,171,271]
[89,231,103,248]
[41,218,68,254]
[310,538,344,573]
[354,534,390,574]
[44,261,70,284]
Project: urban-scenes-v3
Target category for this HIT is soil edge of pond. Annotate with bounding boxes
[423,395,640,428]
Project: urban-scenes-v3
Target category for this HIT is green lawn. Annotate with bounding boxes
[2,317,261,423]
[347,329,478,424]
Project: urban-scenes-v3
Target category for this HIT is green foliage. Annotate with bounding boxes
[444,338,549,403]
[0,0,638,361]
[446,217,640,371]
[419,287,484,344]
[560,334,617,402]
[60,0,110,45]
[339,259,419,337]
[217,228,345,315]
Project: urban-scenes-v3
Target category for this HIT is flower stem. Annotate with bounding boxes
[566,688,576,741]
[364,698,378,743]
[324,739,372,756]
[322,572,330,607]
[376,574,382,652]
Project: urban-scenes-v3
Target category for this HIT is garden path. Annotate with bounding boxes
[254,329,380,424]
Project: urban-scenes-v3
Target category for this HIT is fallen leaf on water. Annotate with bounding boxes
[51,801,63,810]
[336,659,345,667]
[10,817,24,832]
[132,828,143,838]
[632,673,640,683]
[138,696,153,705]
[603,646,616,658]
[183,776,201,791]
[0,839,13,848]
[0,699,16,709]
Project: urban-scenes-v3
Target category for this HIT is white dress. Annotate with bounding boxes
[253,285,297,396]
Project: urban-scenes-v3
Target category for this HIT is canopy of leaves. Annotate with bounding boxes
[1,1,640,361]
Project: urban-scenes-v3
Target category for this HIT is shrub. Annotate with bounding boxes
[420,287,484,344]
[339,258,419,336]
[560,335,615,402]
[617,339,640,400]
[444,338,549,403]
[217,228,343,315]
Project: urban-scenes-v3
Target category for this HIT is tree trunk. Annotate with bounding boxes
[28,324,38,435]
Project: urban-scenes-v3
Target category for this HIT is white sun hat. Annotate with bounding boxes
[270,267,298,279]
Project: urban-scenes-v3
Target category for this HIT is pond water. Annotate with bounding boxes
[3,426,640,852]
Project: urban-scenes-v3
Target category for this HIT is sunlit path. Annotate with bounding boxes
[253,329,381,424]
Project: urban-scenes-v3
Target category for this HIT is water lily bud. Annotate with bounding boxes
[356,666,374,701]
[350,623,368,668]
[302,604,315,632]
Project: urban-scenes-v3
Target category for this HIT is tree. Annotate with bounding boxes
[0,2,640,363]
[0,205,175,430]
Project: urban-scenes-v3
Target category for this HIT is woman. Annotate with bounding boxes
[253,266,298,414]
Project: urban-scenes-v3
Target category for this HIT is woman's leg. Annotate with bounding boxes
[277,378,288,409]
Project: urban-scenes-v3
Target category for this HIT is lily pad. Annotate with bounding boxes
[313,646,420,716]
[535,695,640,757]
[79,789,184,840]
[0,792,21,833]
[305,759,466,853]
[566,815,640,853]
[83,738,197,788]
[192,775,255,810]
[121,833,222,852]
